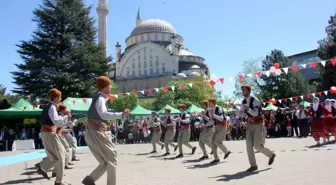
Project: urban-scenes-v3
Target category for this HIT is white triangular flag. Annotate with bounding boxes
[300,95,303,99]
[126,92,130,95]
[154,88,159,92]
[171,86,175,91]
[265,71,270,77]
[228,77,233,82]
[140,90,144,94]
[282,67,289,74]
[188,83,193,88]
[289,97,293,101]
[114,94,118,99]
[246,74,252,78]
[301,64,307,68]
[324,91,328,95]
[321,60,326,67]
[311,93,315,97]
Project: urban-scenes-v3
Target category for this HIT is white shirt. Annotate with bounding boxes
[235,96,261,117]
[212,105,225,121]
[48,103,69,127]
[95,92,123,120]
[203,108,214,126]
[39,132,42,139]
[296,109,308,119]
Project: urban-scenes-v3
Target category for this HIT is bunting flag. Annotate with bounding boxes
[238,74,244,81]
[179,84,185,89]
[256,72,262,78]
[311,62,317,68]
[301,64,307,68]
[265,71,270,77]
[188,83,193,88]
[292,65,299,72]
[282,67,289,74]
[171,86,175,91]
[246,74,252,78]
[321,60,326,67]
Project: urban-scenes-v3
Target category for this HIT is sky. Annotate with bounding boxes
[0,0,335,97]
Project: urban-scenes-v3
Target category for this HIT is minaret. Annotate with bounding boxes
[115,42,121,62]
[97,0,109,57]
[136,7,142,26]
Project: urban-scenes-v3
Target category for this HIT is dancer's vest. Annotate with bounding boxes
[165,115,175,130]
[242,96,263,124]
[152,116,161,132]
[180,112,190,129]
[203,109,210,124]
[214,106,226,126]
[311,105,323,120]
[40,103,56,132]
[87,93,109,131]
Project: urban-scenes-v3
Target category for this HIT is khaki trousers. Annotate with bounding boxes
[177,128,193,154]
[85,130,117,185]
[40,132,66,183]
[64,133,76,159]
[151,131,164,151]
[246,123,273,167]
[199,126,215,156]
[212,125,229,159]
[164,129,177,153]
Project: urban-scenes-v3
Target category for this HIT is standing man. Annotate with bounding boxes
[36,88,71,185]
[324,99,336,142]
[296,105,309,137]
[198,100,215,160]
[149,111,164,153]
[208,98,231,163]
[162,108,178,156]
[82,76,129,185]
[235,84,276,172]
[175,104,197,158]
[290,107,299,137]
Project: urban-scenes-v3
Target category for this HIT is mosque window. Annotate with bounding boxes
[150,49,152,52]
[162,63,165,66]
[144,48,146,53]
[150,61,153,67]
[141,35,144,41]
[156,56,159,59]
[132,63,135,69]
[127,71,130,77]
[161,34,164,40]
[155,34,158,41]
[132,71,135,76]
[150,69,153,74]
[144,61,147,68]
[156,60,159,66]
[144,69,147,75]
[138,70,141,75]
[156,68,159,73]
[138,62,141,68]
[138,55,140,60]
[162,67,166,73]
[144,55,146,60]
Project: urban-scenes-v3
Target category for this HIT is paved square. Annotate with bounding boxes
[0,138,335,185]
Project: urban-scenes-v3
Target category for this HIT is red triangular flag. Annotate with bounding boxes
[218,78,224,84]
[163,86,168,93]
[179,84,185,89]
[147,89,152,93]
[238,74,244,81]
[306,94,310,98]
[317,92,322,96]
[256,72,262,78]
[196,81,202,85]
[83,98,87,103]
[331,59,336,66]
[294,96,299,101]
[107,94,114,100]
[292,65,298,72]
[284,98,288,102]
[311,61,317,68]
[132,91,138,96]
[72,100,76,105]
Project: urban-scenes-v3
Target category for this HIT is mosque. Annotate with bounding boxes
[97,1,209,95]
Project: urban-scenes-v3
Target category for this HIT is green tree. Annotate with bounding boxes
[0,85,22,108]
[214,90,231,108]
[316,11,336,91]
[258,50,313,102]
[234,57,263,98]
[107,83,139,112]
[153,77,215,110]
[139,98,155,110]
[12,0,110,101]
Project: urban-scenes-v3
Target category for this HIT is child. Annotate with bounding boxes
[286,115,292,137]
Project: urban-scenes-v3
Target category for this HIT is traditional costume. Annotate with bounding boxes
[236,84,275,172]
[82,76,127,185]
[198,100,214,160]
[162,108,178,156]
[307,97,328,145]
[208,98,231,163]
[175,104,196,158]
[36,88,70,185]
[324,99,336,141]
[150,111,164,153]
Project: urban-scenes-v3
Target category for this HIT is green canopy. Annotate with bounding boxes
[0,98,42,119]
[226,108,236,113]
[157,105,180,114]
[300,101,311,108]
[265,104,278,111]
[186,104,203,113]
[62,97,92,114]
[130,105,152,116]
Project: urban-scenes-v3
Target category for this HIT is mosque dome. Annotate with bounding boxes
[130,19,177,36]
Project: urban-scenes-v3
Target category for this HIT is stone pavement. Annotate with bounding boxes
[0,137,336,185]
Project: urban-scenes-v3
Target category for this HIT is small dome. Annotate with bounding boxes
[177,73,187,78]
[190,72,201,76]
[130,19,177,36]
[179,48,194,56]
[190,65,200,69]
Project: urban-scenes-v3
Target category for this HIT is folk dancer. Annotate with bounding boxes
[150,111,164,153]
[175,104,197,158]
[198,100,215,160]
[162,108,178,156]
[324,99,336,141]
[235,84,276,172]
[208,98,231,163]
[82,76,129,185]
[307,97,329,145]
[36,88,71,185]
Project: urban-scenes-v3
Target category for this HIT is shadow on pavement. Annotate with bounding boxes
[305,144,326,149]
[182,158,203,163]
[0,177,46,184]
[186,161,226,169]
[135,152,152,156]
[210,168,271,181]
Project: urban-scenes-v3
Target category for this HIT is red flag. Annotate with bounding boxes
[294,96,299,101]
[179,84,185,89]
[209,80,216,86]
[163,86,168,93]
[107,94,114,100]
[317,92,322,96]
[238,75,244,81]
[132,91,138,96]
[218,78,224,84]
[284,98,288,102]
[147,89,152,93]
[311,61,317,68]
[306,94,310,98]
[72,100,76,105]
[256,72,262,78]
[331,59,336,66]
[292,65,298,72]
[83,98,87,103]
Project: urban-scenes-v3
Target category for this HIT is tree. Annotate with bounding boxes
[316,11,336,91]
[258,50,313,102]
[234,57,263,98]
[12,0,110,101]
[0,84,22,109]
[139,98,156,110]
[107,83,138,112]
[214,90,231,108]
[152,77,215,110]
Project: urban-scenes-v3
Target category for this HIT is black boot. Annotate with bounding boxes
[52,172,57,178]
[175,153,184,158]
[82,176,95,185]
[268,153,276,165]
[224,151,231,159]
[174,146,178,152]
[37,168,50,180]
[191,147,197,154]
[198,155,209,160]
[161,145,164,150]
[246,166,258,172]
[162,152,170,156]
[210,159,220,163]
